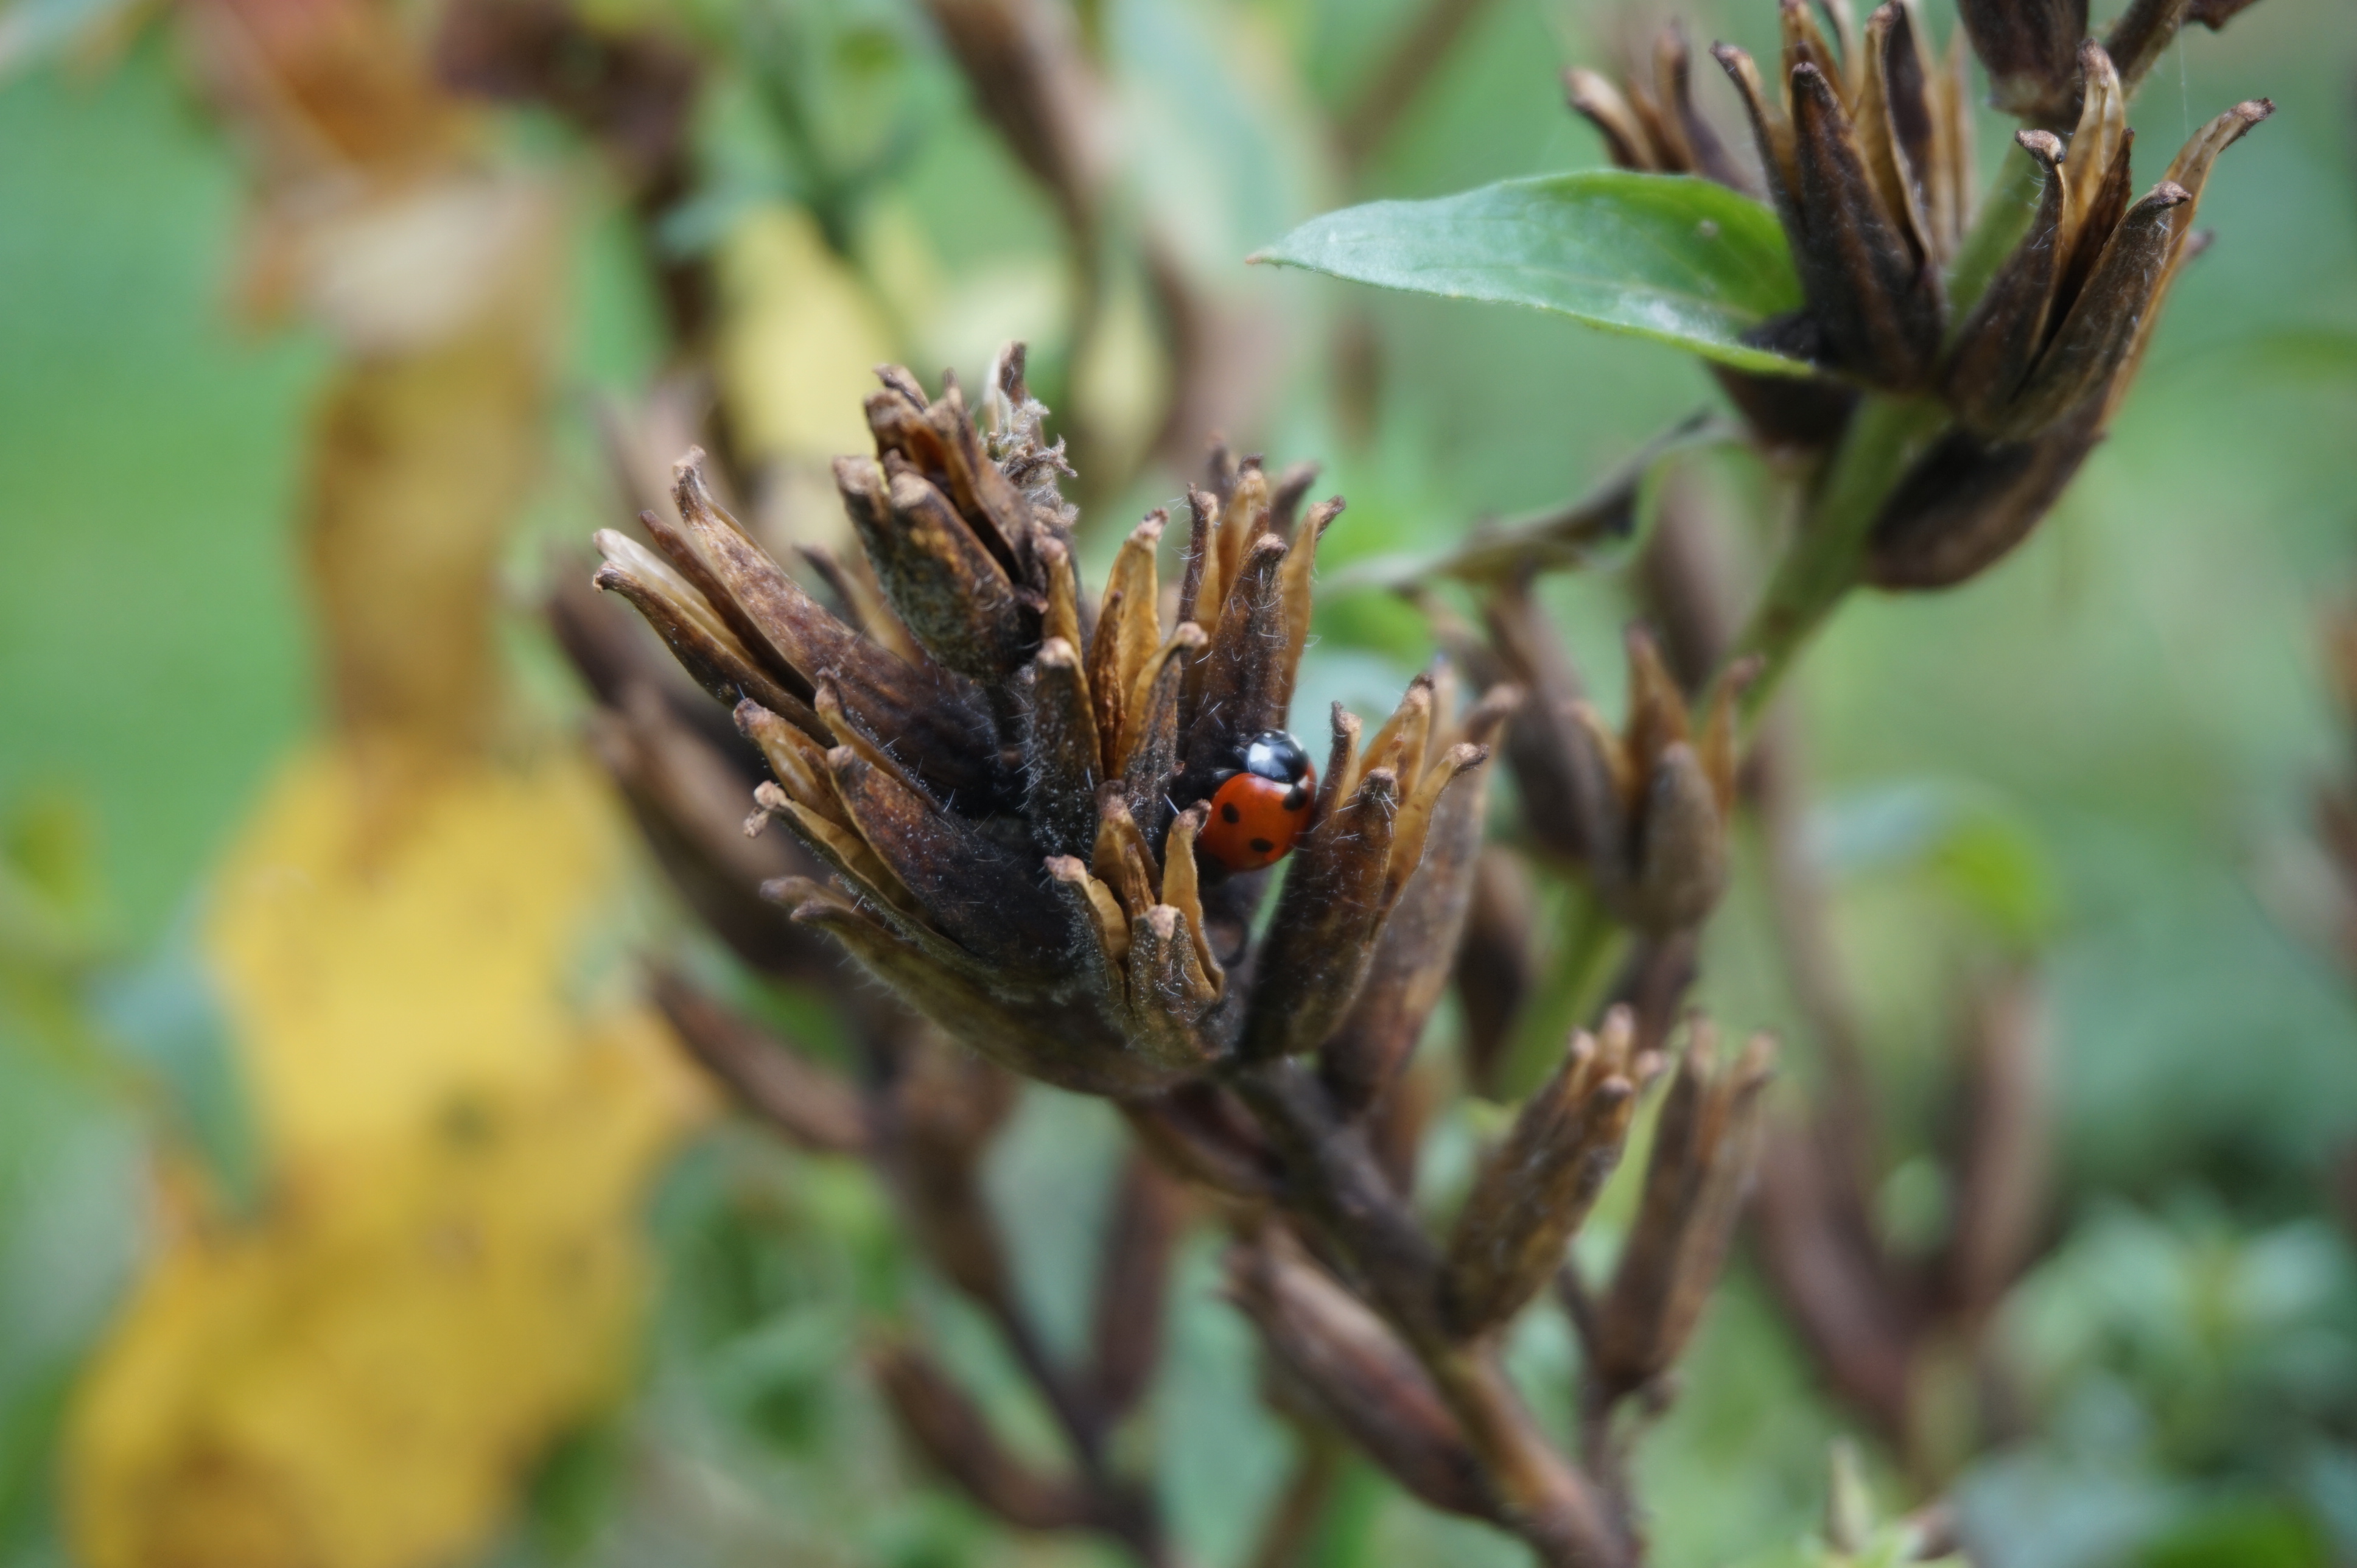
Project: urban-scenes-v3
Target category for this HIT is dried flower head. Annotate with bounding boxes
[1870,65,2273,587]
[592,346,1501,1099]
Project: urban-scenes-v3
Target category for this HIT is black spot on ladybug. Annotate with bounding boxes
[1282,785,1308,811]
[1249,838,1275,855]
[1221,802,1242,824]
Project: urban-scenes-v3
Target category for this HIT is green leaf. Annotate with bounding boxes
[1252,171,1810,376]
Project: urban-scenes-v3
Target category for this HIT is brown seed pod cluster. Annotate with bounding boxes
[1569,0,2272,589]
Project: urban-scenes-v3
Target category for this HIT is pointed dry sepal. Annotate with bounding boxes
[1944,131,2069,432]
[1591,1021,1778,1396]
[871,1342,1093,1530]
[846,453,1035,683]
[1955,0,2089,122]
[1441,1009,1646,1340]
[1239,763,1401,1061]
[1088,509,1166,775]
[590,530,817,731]
[1565,628,1753,934]
[1787,61,1943,390]
[1321,686,1521,1115]
[1021,636,1102,863]
[1226,1236,1499,1523]
[1180,532,1294,791]
[1990,180,2190,439]
[828,747,1067,976]
[1712,43,1801,242]
[1854,1,1954,272]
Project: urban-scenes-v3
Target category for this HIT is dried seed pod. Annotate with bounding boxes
[1454,847,1539,1097]
[1955,0,2087,122]
[1591,1020,1778,1394]
[1878,91,2271,587]
[1321,683,1521,1113]
[1562,627,1754,934]
[1227,1234,1497,1521]
[1441,1009,1646,1339]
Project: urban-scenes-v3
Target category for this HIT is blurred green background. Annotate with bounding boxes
[4,0,2357,1563]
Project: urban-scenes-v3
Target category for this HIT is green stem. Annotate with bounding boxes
[1729,391,1949,723]
[1718,144,2051,727]
[1943,146,2045,330]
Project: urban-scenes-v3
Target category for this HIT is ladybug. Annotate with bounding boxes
[1199,730,1317,873]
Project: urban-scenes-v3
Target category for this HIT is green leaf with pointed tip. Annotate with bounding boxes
[1252,171,1812,377]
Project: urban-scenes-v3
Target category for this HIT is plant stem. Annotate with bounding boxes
[1728,391,1949,723]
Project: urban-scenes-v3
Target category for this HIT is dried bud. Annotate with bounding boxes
[1441,1008,1649,1338]
[1319,682,1521,1113]
[1874,89,2272,587]
[1227,1233,1497,1521]
[591,352,1490,1098]
[1568,628,1754,934]
[872,1341,1093,1529]
[1592,1019,1776,1394]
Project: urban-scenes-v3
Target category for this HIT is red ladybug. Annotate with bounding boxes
[1199,730,1316,873]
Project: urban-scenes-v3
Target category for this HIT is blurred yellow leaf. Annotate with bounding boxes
[718,203,899,466]
[66,747,706,1568]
